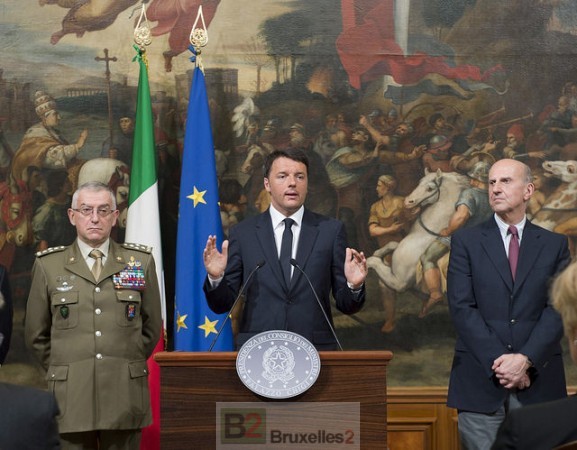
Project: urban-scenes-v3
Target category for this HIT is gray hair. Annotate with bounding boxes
[71,181,116,209]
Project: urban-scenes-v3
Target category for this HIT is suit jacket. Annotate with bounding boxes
[447,218,570,413]
[0,382,61,449]
[25,240,162,434]
[491,395,577,449]
[204,209,365,350]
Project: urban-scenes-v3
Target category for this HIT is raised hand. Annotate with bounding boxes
[344,247,367,289]
[203,235,229,279]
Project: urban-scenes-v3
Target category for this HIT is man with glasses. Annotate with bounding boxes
[25,181,162,449]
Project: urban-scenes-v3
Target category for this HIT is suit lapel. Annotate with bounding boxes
[480,219,514,291]
[255,213,287,291]
[514,221,544,290]
[100,241,130,282]
[64,241,128,284]
[291,210,319,291]
[64,243,94,283]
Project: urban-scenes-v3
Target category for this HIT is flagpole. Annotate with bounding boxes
[173,7,234,352]
[127,6,165,450]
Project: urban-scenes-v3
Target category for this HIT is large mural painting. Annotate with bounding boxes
[1,0,577,387]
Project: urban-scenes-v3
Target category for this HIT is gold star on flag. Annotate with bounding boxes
[187,186,207,207]
[176,312,188,332]
[198,316,218,338]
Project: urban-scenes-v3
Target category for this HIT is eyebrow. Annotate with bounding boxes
[489,176,512,183]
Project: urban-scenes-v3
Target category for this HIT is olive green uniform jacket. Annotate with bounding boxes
[25,240,162,434]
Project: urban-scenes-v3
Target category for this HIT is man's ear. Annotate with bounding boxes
[263,177,271,192]
[67,208,76,226]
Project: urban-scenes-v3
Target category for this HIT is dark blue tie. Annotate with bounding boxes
[279,218,294,287]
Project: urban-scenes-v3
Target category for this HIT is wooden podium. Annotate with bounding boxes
[155,350,393,449]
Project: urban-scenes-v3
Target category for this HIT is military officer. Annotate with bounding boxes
[25,181,162,449]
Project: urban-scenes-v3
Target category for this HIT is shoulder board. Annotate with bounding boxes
[36,246,67,257]
[122,242,152,253]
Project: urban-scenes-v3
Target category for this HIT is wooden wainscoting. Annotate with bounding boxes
[387,386,577,450]
[387,387,458,450]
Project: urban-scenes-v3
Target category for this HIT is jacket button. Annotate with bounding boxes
[510,319,516,324]
[507,344,513,350]
[95,287,101,293]
[95,308,102,315]
[96,353,103,360]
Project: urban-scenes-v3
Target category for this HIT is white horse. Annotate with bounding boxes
[367,170,469,292]
[532,160,577,231]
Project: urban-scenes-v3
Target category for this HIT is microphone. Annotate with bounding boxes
[208,260,265,351]
[290,259,343,351]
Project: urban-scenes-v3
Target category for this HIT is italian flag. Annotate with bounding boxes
[125,47,166,450]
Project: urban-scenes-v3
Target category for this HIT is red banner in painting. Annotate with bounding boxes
[337,0,502,89]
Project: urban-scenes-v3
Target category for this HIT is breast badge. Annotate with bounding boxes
[55,275,75,292]
[113,256,146,290]
[126,303,137,321]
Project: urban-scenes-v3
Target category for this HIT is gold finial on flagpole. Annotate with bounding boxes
[133,2,152,68]
[190,6,208,72]
[133,2,152,50]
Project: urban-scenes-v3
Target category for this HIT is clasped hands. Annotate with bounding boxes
[492,353,532,390]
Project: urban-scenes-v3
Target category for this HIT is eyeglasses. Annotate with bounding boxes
[72,206,116,217]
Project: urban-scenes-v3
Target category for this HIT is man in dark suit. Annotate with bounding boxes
[447,158,571,450]
[203,147,367,350]
[0,265,61,449]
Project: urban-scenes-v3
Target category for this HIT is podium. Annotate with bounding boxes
[155,350,393,449]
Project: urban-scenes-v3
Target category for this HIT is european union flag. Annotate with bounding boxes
[174,62,233,351]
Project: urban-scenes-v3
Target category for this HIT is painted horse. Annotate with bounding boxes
[367,170,469,292]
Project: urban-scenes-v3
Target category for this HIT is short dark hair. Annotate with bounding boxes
[263,148,309,178]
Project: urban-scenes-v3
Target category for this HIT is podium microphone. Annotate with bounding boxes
[208,260,265,351]
[290,259,343,351]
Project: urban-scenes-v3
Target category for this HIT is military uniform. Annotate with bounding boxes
[25,239,162,434]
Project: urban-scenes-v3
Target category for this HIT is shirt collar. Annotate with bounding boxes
[269,205,304,230]
[494,213,526,239]
[77,238,110,261]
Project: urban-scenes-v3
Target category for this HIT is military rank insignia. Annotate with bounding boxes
[113,256,146,290]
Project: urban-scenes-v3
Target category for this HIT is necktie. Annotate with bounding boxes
[279,218,294,287]
[89,249,104,281]
[508,225,519,281]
